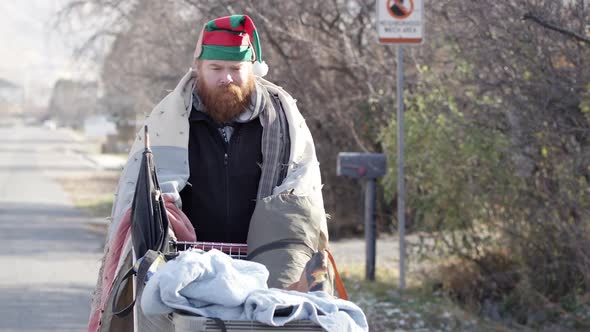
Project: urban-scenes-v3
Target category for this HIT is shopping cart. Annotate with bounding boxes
[165,240,325,332]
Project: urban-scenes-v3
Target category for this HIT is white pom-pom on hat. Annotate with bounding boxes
[252,61,269,77]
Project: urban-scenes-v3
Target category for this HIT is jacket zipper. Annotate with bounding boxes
[222,124,239,241]
[224,126,238,240]
[224,150,229,236]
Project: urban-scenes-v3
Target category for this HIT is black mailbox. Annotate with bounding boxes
[337,153,387,179]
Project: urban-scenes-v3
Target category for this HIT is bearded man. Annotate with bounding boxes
[88,15,330,332]
[181,36,281,244]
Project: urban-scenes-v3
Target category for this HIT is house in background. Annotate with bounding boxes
[0,78,24,114]
[48,79,98,129]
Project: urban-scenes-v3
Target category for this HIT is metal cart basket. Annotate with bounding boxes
[168,240,248,259]
[165,240,325,332]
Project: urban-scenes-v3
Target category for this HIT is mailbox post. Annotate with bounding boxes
[337,152,386,281]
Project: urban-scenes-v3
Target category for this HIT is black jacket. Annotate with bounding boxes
[180,109,263,243]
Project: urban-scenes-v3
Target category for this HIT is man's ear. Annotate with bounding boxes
[191,59,203,77]
[189,66,197,82]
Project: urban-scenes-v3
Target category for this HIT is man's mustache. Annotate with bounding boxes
[215,84,242,94]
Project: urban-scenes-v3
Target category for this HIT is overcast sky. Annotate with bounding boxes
[0,1,97,107]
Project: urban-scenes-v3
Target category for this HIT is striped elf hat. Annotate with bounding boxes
[194,15,269,77]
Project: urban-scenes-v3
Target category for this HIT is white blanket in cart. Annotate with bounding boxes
[141,249,368,332]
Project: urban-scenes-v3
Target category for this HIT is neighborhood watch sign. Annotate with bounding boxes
[376,0,424,44]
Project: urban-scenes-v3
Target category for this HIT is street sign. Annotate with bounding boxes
[375,0,426,290]
[376,0,424,44]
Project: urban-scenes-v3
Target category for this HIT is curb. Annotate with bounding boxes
[61,127,85,142]
[76,151,126,171]
[84,217,110,235]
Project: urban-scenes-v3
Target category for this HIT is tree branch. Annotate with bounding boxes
[522,12,590,46]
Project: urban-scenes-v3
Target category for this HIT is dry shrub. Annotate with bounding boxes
[436,250,520,312]
[437,258,483,310]
[435,249,590,326]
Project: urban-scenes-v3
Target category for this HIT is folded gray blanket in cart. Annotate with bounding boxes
[141,249,368,332]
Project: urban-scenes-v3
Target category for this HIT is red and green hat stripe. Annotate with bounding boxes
[199,15,262,63]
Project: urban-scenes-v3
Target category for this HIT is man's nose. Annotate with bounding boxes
[220,73,234,85]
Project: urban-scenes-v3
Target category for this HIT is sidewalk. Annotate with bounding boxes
[61,127,128,171]
[83,153,127,171]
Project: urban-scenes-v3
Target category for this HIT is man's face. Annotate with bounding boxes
[195,59,255,123]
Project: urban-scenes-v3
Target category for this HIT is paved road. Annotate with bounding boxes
[329,235,399,270]
[0,124,104,332]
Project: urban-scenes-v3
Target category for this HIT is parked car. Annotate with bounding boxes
[43,120,57,130]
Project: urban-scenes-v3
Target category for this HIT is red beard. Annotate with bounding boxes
[197,77,255,123]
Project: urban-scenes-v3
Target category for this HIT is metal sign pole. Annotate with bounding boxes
[377,0,423,291]
[365,179,377,281]
[396,45,406,290]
